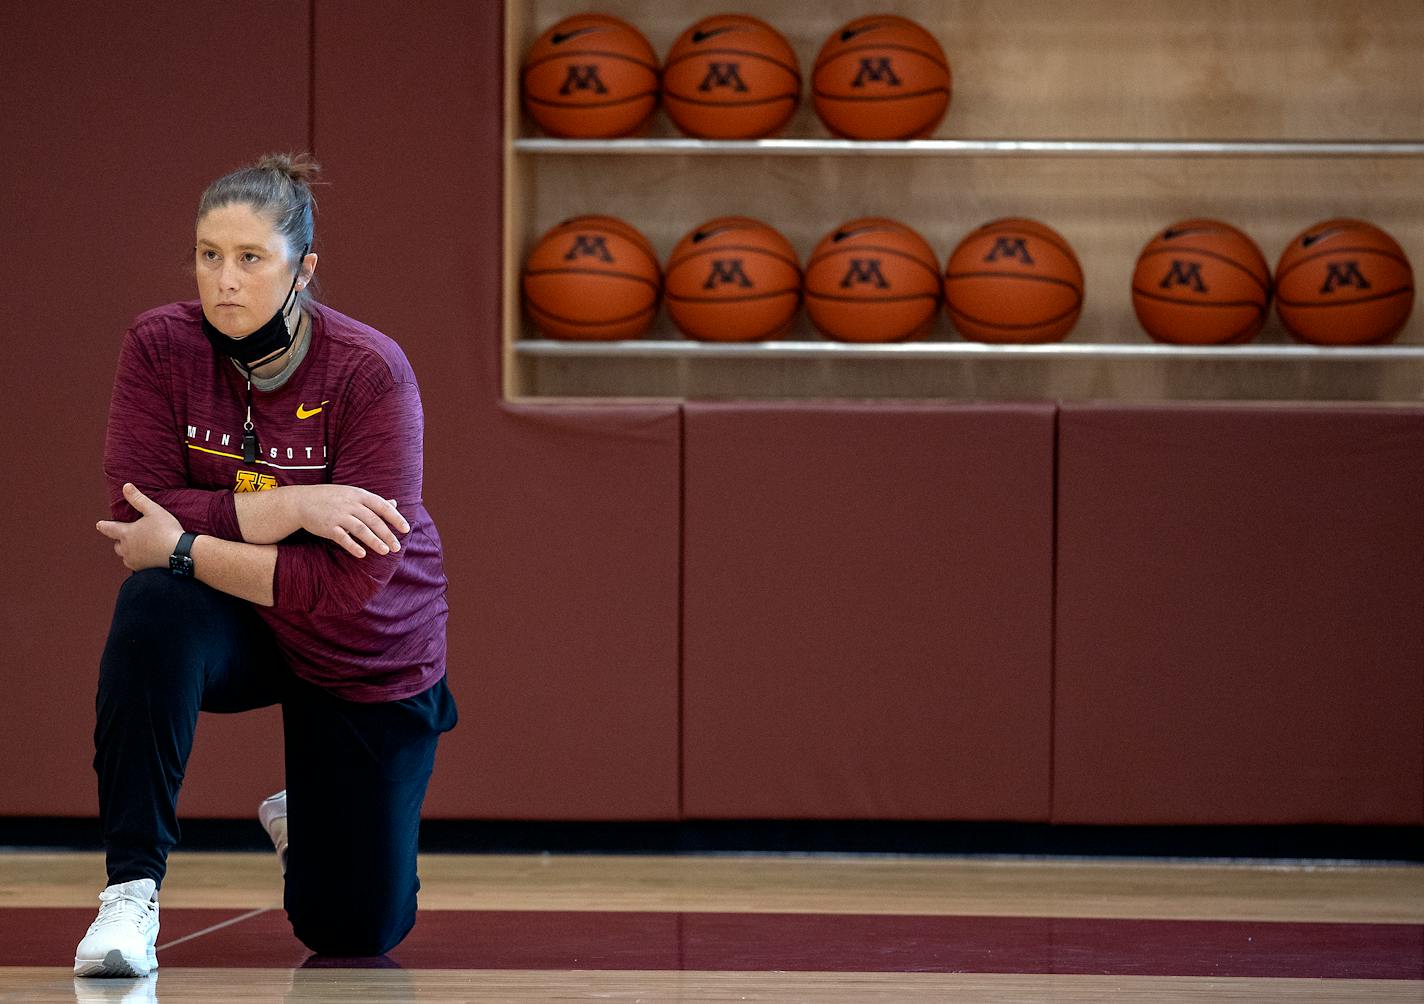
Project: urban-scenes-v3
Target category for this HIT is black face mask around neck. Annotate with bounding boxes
[200,244,309,373]
[199,245,309,463]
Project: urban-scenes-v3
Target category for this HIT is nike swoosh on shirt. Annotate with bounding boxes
[296,401,330,419]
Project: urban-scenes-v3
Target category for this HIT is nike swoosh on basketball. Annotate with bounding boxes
[840,23,886,42]
[693,226,738,243]
[296,401,329,419]
[1301,228,1342,248]
[833,227,879,242]
[692,27,736,43]
[551,27,600,45]
[1162,227,1212,240]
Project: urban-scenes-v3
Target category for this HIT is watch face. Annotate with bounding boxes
[169,555,194,577]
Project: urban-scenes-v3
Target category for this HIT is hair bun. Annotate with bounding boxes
[255,152,321,186]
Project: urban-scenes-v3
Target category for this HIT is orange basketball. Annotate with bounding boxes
[522,215,661,340]
[1275,219,1415,345]
[1131,219,1272,345]
[943,219,1084,343]
[662,15,800,139]
[804,218,941,343]
[664,217,801,341]
[521,14,659,138]
[813,16,951,140]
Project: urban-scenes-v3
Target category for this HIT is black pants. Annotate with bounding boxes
[94,569,457,956]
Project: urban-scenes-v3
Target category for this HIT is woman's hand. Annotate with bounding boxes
[288,484,409,558]
[97,483,183,571]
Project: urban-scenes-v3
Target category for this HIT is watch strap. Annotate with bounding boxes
[169,531,199,577]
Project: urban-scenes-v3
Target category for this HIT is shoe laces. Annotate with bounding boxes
[88,884,156,935]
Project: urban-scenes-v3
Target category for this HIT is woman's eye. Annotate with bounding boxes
[201,249,218,262]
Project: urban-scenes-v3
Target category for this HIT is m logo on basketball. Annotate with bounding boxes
[985,238,1034,266]
[704,259,753,289]
[699,63,749,92]
[841,259,890,288]
[1320,260,1371,294]
[558,65,608,96]
[564,235,613,263]
[851,57,902,87]
[1159,260,1208,293]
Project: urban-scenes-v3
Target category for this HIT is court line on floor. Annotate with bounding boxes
[158,907,269,952]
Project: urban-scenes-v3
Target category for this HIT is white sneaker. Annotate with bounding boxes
[258,789,289,874]
[73,878,159,978]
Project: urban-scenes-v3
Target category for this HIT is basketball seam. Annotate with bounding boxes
[523,267,661,292]
[944,271,1083,297]
[807,244,940,283]
[665,288,801,304]
[1276,285,1414,308]
[806,291,940,304]
[524,91,660,110]
[663,92,800,110]
[663,49,802,83]
[1130,286,1266,311]
[666,244,801,275]
[1136,247,1271,294]
[523,50,660,76]
[1275,246,1413,286]
[527,302,657,327]
[815,41,949,73]
[946,301,1081,330]
[812,86,950,103]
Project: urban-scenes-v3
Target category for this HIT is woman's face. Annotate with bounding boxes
[195,203,301,338]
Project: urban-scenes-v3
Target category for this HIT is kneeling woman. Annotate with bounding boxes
[76,153,456,977]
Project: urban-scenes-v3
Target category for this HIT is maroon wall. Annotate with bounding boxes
[1,3,1418,829]
[1055,404,1424,825]
[0,3,308,815]
[682,404,1055,820]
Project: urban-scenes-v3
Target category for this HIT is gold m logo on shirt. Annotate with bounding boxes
[234,471,278,493]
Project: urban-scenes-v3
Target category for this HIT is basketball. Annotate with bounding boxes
[804,217,941,343]
[1274,218,1415,345]
[664,216,801,341]
[521,215,661,340]
[942,219,1084,343]
[813,15,951,140]
[521,14,659,138]
[662,14,800,139]
[1130,219,1272,345]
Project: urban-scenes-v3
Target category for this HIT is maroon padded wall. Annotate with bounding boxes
[682,403,1056,820]
[1054,404,1424,825]
[312,2,680,819]
[0,3,308,815]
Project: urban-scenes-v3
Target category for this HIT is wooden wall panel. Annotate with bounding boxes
[509,0,1423,400]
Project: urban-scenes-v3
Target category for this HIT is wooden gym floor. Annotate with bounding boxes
[2,851,1421,1001]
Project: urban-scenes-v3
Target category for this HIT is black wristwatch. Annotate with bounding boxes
[169,531,198,578]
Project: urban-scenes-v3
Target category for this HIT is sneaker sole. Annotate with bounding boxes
[74,947,156,978]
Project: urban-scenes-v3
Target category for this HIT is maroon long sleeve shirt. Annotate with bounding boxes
[103,300,448,701]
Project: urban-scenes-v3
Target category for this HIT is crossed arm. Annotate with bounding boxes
[96,482,409,606]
